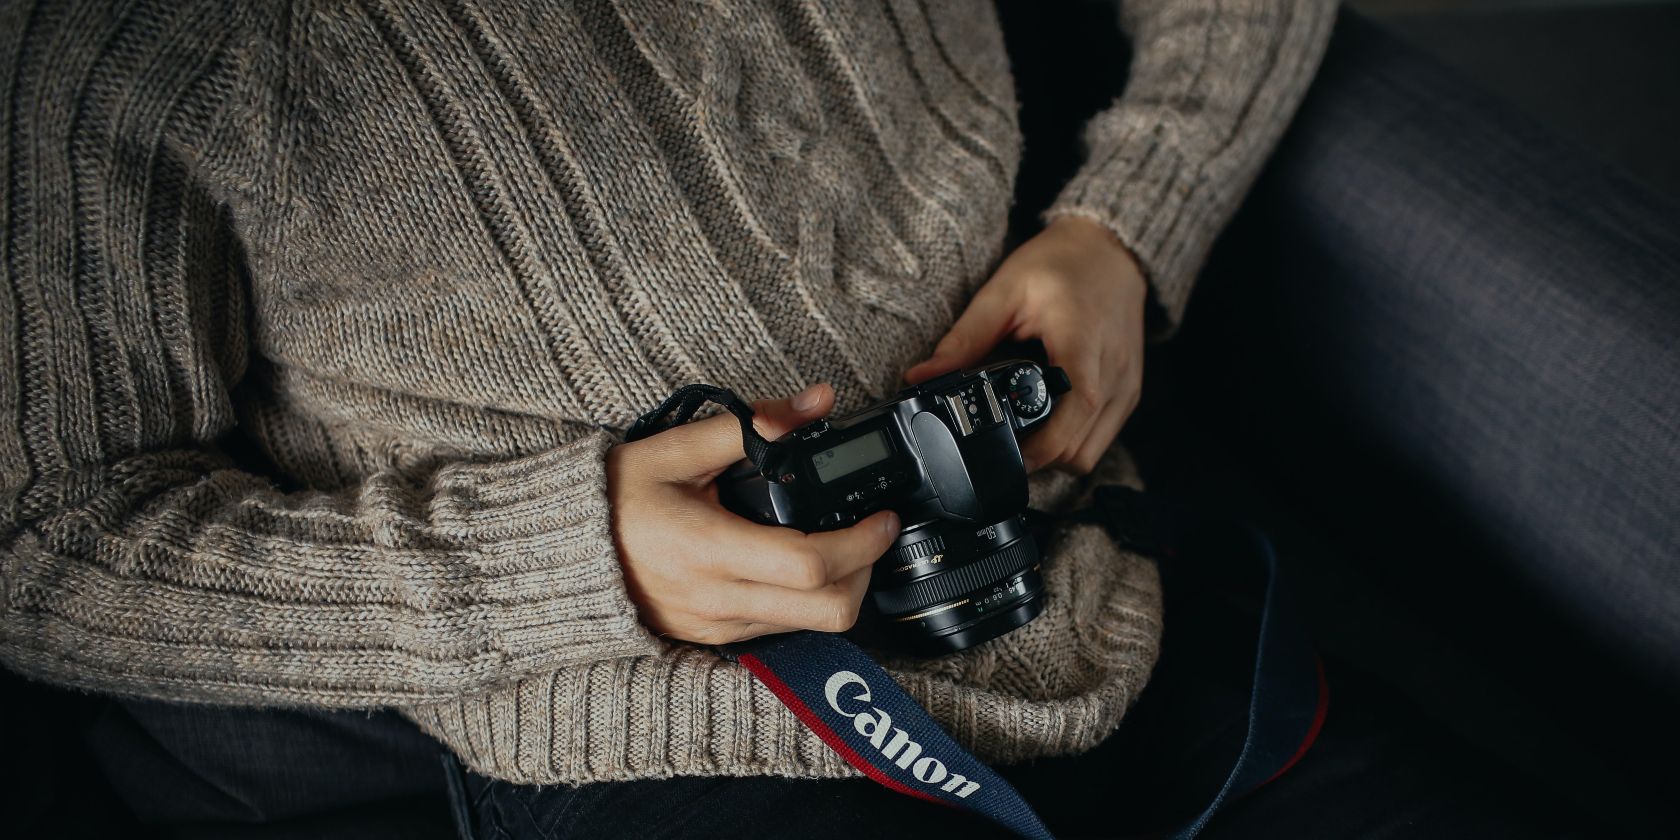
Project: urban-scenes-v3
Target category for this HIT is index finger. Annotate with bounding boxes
[717,509,899,590]
[803,509,900,581]
[1023,346,1104,471]
[627,411,754,483]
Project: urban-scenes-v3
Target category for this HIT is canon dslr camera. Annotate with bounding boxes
[720,360,1070,656]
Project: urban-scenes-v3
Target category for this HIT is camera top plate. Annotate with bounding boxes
[719,361,1068,533]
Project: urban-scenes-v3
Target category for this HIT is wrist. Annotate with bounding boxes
[1046,215,1146,298]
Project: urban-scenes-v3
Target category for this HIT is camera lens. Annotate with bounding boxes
[867,515,1046,656]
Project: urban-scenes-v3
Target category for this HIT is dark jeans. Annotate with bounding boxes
[78,699,454,840]
[32,11,1676,840]
[461,574,1603,840]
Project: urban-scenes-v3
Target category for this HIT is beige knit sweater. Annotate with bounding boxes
[1,0,1333,783]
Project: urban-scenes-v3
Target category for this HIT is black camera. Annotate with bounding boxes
[719,360,1071,656]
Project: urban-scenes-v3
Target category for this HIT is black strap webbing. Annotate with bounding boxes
[626,384,784,477]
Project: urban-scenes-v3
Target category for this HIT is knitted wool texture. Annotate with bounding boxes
[0,0,1334,782]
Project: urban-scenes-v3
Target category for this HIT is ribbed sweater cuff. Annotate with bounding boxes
[1043,113,1213,336]
[437,430,661,672]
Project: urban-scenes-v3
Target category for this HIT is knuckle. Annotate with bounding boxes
[691,594,732,623]
[1057,444,1085,470]
[789,547,828,589]
[1076,389,1104,414]
[689,539,730,578]
[819,595,861,632]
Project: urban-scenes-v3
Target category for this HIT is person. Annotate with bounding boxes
[0,1,1359,837]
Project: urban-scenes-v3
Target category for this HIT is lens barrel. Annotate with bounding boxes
[868,515,1046,656]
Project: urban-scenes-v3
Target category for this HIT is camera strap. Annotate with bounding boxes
[626,383,785,476]
[628,389,1328,839]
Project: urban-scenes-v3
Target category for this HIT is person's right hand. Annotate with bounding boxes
[607,383,900,646]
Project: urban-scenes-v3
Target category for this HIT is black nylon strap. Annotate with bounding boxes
[625,384,784,477]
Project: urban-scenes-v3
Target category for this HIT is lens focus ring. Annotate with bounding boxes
[870,538,1040,617]
[884,533,946,569]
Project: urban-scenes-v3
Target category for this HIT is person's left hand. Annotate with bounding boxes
[905,216,1148,474]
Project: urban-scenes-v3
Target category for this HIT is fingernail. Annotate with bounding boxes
[792,384,823,412]
[880,511,901,536]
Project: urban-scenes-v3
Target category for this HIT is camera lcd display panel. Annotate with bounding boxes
[810,429,892,484]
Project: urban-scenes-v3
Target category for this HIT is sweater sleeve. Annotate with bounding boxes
[1044,0,1337,333]
[0,2,659,708]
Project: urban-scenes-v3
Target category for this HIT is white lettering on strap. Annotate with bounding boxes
[824,671,871,718]
[820,670,981,799]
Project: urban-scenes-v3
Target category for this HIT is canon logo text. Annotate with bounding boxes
[823,671,981,799]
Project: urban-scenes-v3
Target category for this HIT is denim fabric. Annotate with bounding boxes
[82,699,453,839]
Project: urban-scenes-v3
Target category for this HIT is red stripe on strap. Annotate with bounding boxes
[1262,655,1331,787]
[738,653,948,807]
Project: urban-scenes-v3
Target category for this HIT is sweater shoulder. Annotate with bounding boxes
[2,0,285,202]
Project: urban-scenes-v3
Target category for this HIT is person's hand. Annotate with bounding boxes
[607,384,900,645]
[905,216,1148,474]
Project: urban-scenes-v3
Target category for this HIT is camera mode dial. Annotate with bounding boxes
[1003,365,1050,423]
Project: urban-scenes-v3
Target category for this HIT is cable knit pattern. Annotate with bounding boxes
[1,0,1332,783]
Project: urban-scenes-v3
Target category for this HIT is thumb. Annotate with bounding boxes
[906,281,1017,384]
[642,383,835,482]
[752,382,835,440]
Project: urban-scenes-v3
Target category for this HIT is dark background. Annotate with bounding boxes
[1355,0,1680,200]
